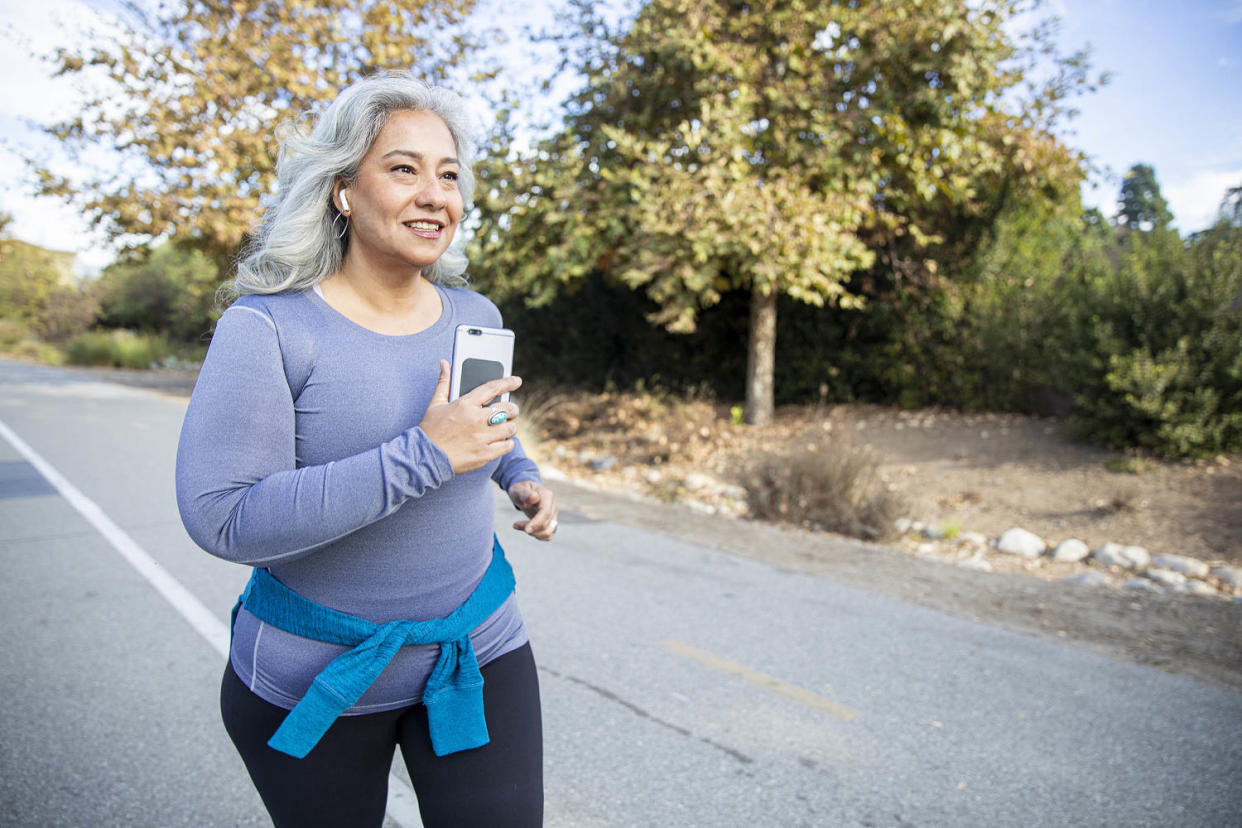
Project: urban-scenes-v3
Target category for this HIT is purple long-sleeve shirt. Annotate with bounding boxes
[176,284,538,714]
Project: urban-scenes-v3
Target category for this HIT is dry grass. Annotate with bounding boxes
[742,441,907,541]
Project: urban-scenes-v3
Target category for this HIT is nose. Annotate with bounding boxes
[415,177,447,210]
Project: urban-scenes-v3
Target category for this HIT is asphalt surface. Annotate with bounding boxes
[1,357,1240,827]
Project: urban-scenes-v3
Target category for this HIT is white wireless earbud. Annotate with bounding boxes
[339,190,350,213]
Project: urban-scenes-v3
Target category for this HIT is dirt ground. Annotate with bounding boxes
[520,389,1241,566]
[516,387,1242,690]
[57,365,1242,691]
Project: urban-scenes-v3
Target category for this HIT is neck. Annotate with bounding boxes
[320,252,443,336]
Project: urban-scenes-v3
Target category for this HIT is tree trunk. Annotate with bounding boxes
[744,284,777,426]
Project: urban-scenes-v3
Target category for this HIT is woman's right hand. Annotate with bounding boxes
[419,360,522,474]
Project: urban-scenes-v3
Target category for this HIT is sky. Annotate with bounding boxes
[0,0,1239,275]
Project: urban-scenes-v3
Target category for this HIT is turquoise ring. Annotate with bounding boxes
[488,409,509,426]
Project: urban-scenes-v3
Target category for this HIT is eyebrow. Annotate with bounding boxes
[380,149,460,166]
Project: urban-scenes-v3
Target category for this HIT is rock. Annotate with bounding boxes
[1210,566,1242,589]
[916,542,938,555]
[1061,571,1109,587]
[682,472,715,491]
[957,557,993,572]
[894,518,914,534]
[923,525,947,540]
[1150,554,1210,579]
[588,455,617,472]
[1051,539,1090,563]
[1176,580,1220,598]
[1123,577,1162,592]
[1144,568,1186,587]
[1093,543,1151,571]
[958,531,989,547]
[997,528,1046,558]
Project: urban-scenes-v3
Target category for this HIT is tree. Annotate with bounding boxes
[95,243,222,342]
[0,215,98,342]
[1115,163,1173,231]
[472,0,1095,424]
[34,0,487,269]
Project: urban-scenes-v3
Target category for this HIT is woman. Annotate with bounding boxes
[176,72,555,827]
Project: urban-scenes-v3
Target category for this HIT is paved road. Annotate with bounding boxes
[1,357,1240,827]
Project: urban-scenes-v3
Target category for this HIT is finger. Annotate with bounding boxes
[516,487,541,514]
[486,401,520,425]
[513,511,558,540]
[508,481,532,510]
[430,360,451,405]
[517,494,556,534]
[486,421,519,445]
[462,375,522,405]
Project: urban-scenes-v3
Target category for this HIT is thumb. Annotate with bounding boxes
[511,481,538,508]
[430,359,451,405]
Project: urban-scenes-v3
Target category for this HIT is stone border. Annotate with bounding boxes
[895,519,1242,602]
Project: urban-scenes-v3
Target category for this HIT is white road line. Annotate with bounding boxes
[0,416,423,828]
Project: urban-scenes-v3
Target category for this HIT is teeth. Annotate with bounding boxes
[407,221,440,231]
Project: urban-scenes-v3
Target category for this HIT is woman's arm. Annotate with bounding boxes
[175,306,454,566]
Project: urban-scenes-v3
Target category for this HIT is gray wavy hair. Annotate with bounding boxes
[230,72,478,296]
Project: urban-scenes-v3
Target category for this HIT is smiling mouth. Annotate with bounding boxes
[405,220,444,236]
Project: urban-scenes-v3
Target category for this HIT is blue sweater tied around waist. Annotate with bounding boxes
[232,537,516,759]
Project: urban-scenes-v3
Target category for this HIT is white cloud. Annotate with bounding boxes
[1165,167,1242,233]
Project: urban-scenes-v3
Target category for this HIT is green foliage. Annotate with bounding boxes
[472,0,1096,423]
[1067,207,1242,457]
[0,318,27,349]
[1116,163,1173,231]
[33,0,487,268]
[95,243,223,342]
[0,227,99,342]
[64,329,175,370]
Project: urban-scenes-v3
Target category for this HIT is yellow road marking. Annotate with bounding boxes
[660,639,862,722]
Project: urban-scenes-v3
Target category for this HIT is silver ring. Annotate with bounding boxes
[488,409,509,426]
[548,519,559,534]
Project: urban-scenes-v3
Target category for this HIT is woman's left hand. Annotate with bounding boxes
[508,480,558,541]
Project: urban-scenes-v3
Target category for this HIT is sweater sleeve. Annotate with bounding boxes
[175,305,454,566]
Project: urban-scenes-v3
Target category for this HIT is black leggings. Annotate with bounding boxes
[220,643,543,828]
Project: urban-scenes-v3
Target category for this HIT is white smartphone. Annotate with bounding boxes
[449,324,515,404]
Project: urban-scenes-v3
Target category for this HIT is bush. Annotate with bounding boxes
[9,339,65,365]
[64,329,173,369]
[0,318,28,349]
[1068,222,1242,457]
[742,441,905,541]
[95,243,222,342]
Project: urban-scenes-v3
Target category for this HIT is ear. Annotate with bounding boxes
[332,179,351,215]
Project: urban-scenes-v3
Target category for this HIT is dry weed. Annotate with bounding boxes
[742,441,906,541]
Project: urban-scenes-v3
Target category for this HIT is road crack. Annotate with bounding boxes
[540,665,754,765]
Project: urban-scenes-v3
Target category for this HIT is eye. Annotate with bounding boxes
[391,164,416,175]
[442,171,459,182]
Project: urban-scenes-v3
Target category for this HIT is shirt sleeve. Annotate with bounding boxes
[175,305,454,566]
[491,435,542,492]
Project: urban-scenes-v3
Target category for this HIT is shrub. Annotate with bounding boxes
[742,441,905,541]
[10,339,65,365]
[0,318,29,349]
[1068,221,1242,457]
[64,329,173,369]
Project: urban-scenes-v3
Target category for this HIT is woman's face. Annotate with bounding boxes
[339,109,464,276]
